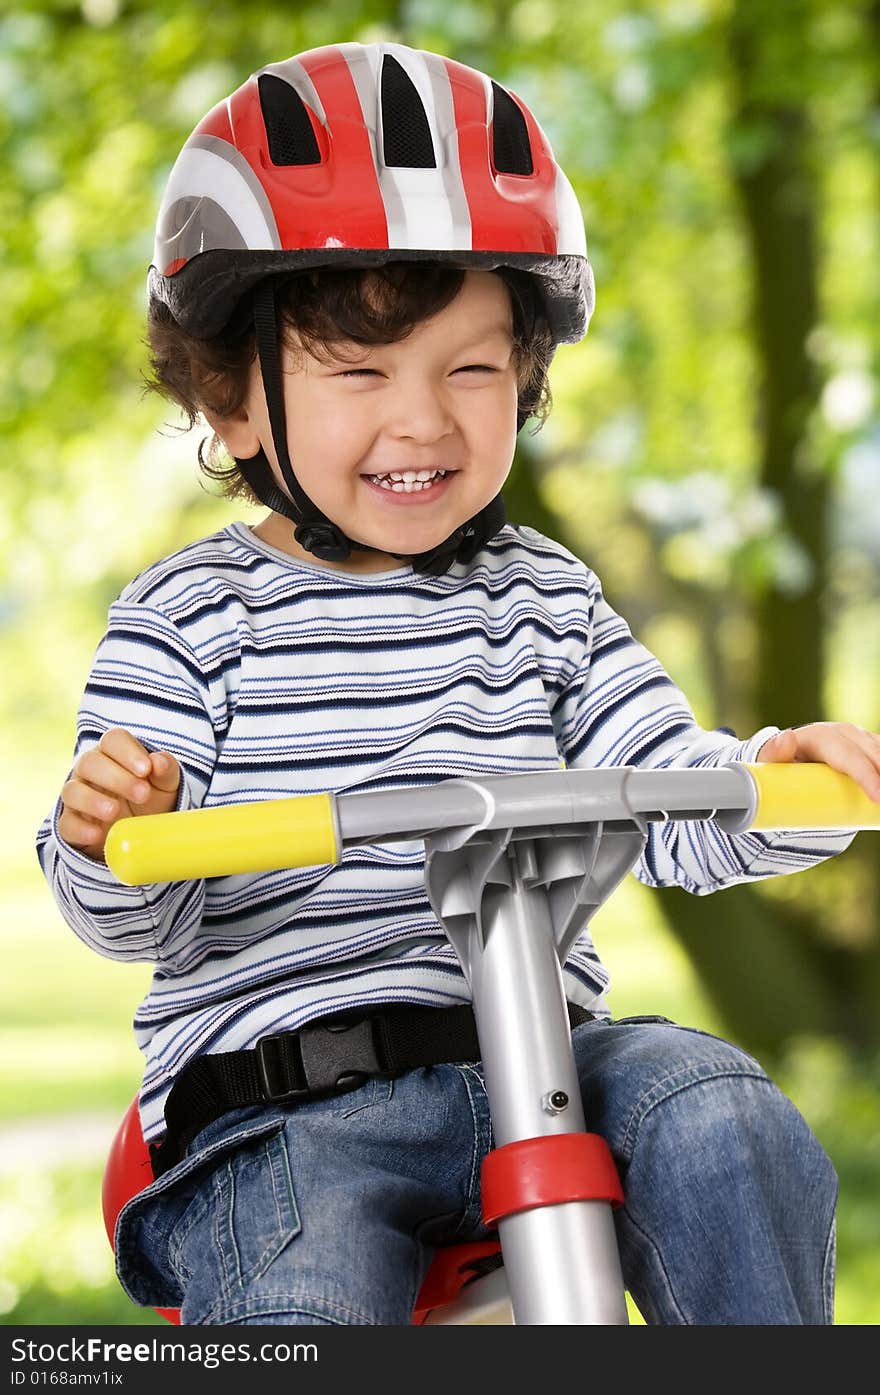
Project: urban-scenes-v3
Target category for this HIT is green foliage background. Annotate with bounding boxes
[1,0,878,1325]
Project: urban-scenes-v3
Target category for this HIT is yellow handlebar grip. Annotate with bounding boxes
[743,763,880,830]
[104,794,340,885]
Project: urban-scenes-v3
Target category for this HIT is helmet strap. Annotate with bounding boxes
[251,282,351,563]
[244,280,510,576]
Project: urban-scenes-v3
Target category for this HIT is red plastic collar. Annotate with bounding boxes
[481,1132,624,1227]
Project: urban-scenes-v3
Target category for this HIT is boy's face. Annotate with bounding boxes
[209,270,520,573]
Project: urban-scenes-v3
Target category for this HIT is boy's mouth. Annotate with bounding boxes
[361,468,454,503]
[365,468,448,491]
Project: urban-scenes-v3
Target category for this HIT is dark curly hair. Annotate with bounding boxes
[143,262,556,504]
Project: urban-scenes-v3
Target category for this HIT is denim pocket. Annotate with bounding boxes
[177,1124,301,1312]
[114,1113,298,1312]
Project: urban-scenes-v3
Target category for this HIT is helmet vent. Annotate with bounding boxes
[491,82,533,175]
[381,55,436,168]
[258,73,321,166]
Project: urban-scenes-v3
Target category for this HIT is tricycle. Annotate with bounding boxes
[100,759,879,1324]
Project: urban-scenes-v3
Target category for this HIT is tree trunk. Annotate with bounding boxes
[638,0,880,1058]
[727,0,829,725]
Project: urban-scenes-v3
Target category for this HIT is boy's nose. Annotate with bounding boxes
[386,382,457,440]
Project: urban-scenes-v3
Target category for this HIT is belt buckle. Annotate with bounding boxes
[256,1015,383,1103]
[298,1015,383,1095]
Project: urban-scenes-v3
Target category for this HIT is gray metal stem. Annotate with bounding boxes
[423,811,646,1324]
[477,843,629,1324]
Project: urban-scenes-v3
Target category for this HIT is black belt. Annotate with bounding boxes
[149,1000,593,1178]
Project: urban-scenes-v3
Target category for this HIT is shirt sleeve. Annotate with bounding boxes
[552,573,858,896]
[35,599,218,960]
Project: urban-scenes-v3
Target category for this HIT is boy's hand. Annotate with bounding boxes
[757,722,880,802]
[58,727,181,861]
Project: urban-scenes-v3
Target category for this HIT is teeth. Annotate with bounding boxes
[367,468,448,492]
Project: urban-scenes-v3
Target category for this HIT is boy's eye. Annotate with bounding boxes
[336,365,498,378]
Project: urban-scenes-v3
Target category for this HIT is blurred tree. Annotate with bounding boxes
[619,0,880,1056]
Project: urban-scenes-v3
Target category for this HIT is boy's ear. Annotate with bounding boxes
[201,405,263,460]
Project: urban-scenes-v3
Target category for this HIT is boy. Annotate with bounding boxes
[37,41,880,1325]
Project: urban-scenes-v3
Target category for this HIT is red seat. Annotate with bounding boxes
[411,1238,504,1323]
[102,1096,502,1325]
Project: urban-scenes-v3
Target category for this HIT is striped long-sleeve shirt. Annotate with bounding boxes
[36,521,856,1141]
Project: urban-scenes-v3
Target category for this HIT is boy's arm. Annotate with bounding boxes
[553,576,859,896]
[36,601,217,959]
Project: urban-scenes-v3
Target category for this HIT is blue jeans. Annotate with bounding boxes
[114,1017,837,1325]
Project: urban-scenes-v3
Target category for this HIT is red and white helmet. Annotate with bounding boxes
[150,40,594,341]
[148,42,595,572]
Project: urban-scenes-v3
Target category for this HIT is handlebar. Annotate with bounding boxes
[103,761,880,887]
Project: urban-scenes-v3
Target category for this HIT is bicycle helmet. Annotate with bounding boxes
[149,41,595,574]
